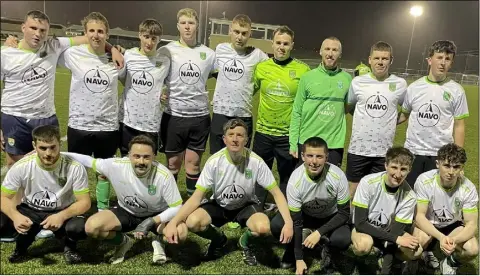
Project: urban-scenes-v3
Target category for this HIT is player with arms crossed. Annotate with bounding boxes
[210,14,268,154]
[270,137,351,274]
[118,18,169,156]
[62,135,184,265]
[0,125,90,264]
[164,119,294,266]
[413,143,478,274]
[398,40,468,188]
[57,12,121,211]
[346,41,407,198]
[351,147,422,274]
[289,36,351,168]
[159,8,215,197]
[253,26,310,210]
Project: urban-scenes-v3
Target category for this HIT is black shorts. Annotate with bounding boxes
[160,113,211,153]
[199,200,262,228]
[67,127,119,158]
[119,123,160,157]
[209,113,253,155]
[110,205,159,233]
[371,224,415,251]
[425,221,464,250]
[1,112,59,155]
[346,153,386,182]
[405,155,437,189]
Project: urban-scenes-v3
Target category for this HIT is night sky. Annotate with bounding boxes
[1,1,478,72]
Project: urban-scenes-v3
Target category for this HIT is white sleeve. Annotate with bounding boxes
[347,79,358,105]
[69,163,90,195]
[57,48,69,69]
[257,160,277,191]
[397,79,408,107]
[259,50,269,62]
[209,51,217,75]
[161,171,183,208]
[286,174,302,212]
[157,205,181,223]
[454,87,469,119]
[62,152,95,168]
[335,171,350,205]
[54,37,73,54]
[462,183,479,214]
[395,191,416,224]
[414,176,430,204]
[0,164,24,195]
[352,177,370,208]
[195,160,215,192]
[401,85,413,113]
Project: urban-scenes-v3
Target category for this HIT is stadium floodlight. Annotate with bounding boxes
[405,5,423,74]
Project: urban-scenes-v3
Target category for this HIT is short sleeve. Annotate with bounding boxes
[397,79,408,107]
[352,177,370,209]
[414,177,430,204]
[347,79,358,105]
[54,37,73,55]
[286,176,302,212]
[0,164,24,195]
[395,191,416,224]
[259,50,269,62]
[454,88,469,120]
[70,164,90,195]
[401,85,413,114]
[160,171,183,207]
[335,171,350,205]
[209,51,217,75]
[195,160,215,192]
[256,159,277,191]
[462,184,479,214]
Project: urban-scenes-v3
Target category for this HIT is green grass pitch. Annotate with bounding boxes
[0,68,478,274]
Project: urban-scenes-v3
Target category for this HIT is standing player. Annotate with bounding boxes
[209,14,268,154]
[351,147,422,274]
[57,12,120,211]
[346,42,407,198]
[62,135,185,264]
[164,119,294,266]
[0,125,90,264]
[398,40,468,187]
[270,137,351,274]
[252,26,310,209]
[289,36,351,168]
[118,18,170,156]
[413,143,478,274]
[159,8,215,197]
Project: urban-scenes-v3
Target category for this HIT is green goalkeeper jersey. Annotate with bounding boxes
[253,58,310,136]
[289,64,352,151]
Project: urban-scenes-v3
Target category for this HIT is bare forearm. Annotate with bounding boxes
[453,126,465,147]
[0,196,21,219]
[415,214,445,241]
[451,222,476,244]
[170,195,202,226]
[58,200,90,220]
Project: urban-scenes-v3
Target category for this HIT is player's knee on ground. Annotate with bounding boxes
[65,216,87,241]
[269,213,284,239]
[185,212,209,232]
[247,213,270,235]
[352,233,374,256]
[461,237,479,259]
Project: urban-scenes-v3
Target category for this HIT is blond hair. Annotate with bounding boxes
[81,12,109,33]
[177,8,198,24]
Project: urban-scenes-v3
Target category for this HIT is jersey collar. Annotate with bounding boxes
[435,173,460,192]
[304,163,330,184]
[318,63,341,76]
[225,148,247,165]
[425,76,450,85]
[36,154,61,171]
[18,40,39,53]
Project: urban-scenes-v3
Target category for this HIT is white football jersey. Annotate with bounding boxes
[347,73,407,157]
[1,153,89,211]
[1,37,72,119]
[212,43,268,117]
[93,157,182,217]
[159,41,215,117]
[415,169,478,228]
[287,163,350,218]
[196,148,276,210]
[352,172,417,229]
[58,44,120,131]
[402,77,469,156]
[118,48,170,133]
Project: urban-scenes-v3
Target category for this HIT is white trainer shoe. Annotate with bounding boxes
[152,236,167,264]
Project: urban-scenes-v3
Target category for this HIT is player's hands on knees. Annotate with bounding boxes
[280,223,294,244]
[289,150,298,159]
[440,235,456,256]
[296,260,308,275]
[40,213,66,231]
[163,222,179,244]
[395,232,419,250]
[4,35,19,48]
[13,213,33,235]
[303,230,321,249]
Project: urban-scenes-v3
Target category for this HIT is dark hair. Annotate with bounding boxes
[139,18,163,36]
[24,10,50,24]
[128,135,156,153]
[437,143,467,165]
[273,25,294,41]
[370,41,393,58]
[428,40,457,58]
[302,137,329,153]
[385,147,414,167]
[223,118,248,135]
[32,125,60,143]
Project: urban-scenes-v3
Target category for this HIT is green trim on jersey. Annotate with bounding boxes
[195,184,210,193]
[338,197,350,205]
[168,199,183,208]
[463,207,478,213]
[68,37,74,47]
[417,199,430,204]
[435,175,459,192]
[424,76,450,85]
[74,188,90,195]
[92,159,98,173]
[289,206,301,212]
[1,186,16,195]
[352,201,368,208]
[18,40,39,53]
[395,216,412,224]
[454,113,469,120]
[264,181,277,191]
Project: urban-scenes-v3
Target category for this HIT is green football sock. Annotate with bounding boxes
[196,225,224,245]
[96,177,111,210]
[108,232,125,246]
[239,229,253,248]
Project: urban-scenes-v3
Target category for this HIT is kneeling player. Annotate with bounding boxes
[163,119,293,266]
[413,143,478,275]
[270,137,351,274]
[351,147,422,274]
[0,125,90,264]
[63,135,185,264]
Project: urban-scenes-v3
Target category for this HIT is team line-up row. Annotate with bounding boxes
[0,7,476,275]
